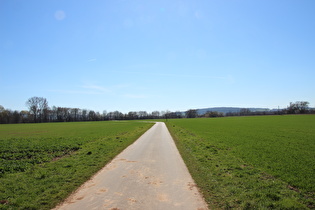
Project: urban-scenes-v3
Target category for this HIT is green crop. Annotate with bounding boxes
[0,121,153,209]
[167,115,315,209]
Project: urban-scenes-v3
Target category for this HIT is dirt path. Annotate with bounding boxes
[54,122,208,210]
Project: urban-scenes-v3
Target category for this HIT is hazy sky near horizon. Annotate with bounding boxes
[1,0,314,113]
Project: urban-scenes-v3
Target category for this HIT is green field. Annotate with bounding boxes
[166,115,315,209]
[0,121,153,209]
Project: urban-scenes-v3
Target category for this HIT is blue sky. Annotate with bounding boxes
[1,0,314,113]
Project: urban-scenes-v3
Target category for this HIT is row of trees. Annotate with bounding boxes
[185,109,225,118]
[180,101,313,118]
[0,97,181,124]
[227,102,313,117]
[0,97,313,124]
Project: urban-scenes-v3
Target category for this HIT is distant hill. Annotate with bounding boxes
[196,107,270,115]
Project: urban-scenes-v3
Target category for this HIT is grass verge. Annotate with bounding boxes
[166,115,315,209]
[0,121,153,209]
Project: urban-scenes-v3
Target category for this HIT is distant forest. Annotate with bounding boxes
[0,97,313,124]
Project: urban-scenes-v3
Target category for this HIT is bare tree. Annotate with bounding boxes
[151,111,160,119]
[138,111,148,119]
[112,111,123,120]
[39,99,49,122]
[103,110,108,120]
[128,111,138,120]
[88,110,96,121]
[70,108,80,121]
[62,107,70,122]
[287,101,310,114]
[26,97,49,122]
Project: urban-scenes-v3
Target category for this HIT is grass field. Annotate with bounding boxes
[0,121,153,209]
[166,115,315,209]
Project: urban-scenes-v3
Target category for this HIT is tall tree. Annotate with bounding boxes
[39,98,49,122]
[26,97,49,122]
[287,101,310,114]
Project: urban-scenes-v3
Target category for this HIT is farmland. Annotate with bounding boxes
[0,121,153,209]
[166,115,315,209]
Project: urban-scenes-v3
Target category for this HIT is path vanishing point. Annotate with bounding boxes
[54,122,208,210]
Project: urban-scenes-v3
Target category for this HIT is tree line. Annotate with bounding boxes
[0,97,180,124]
[0,97,313,124]
[185,101,313,118]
